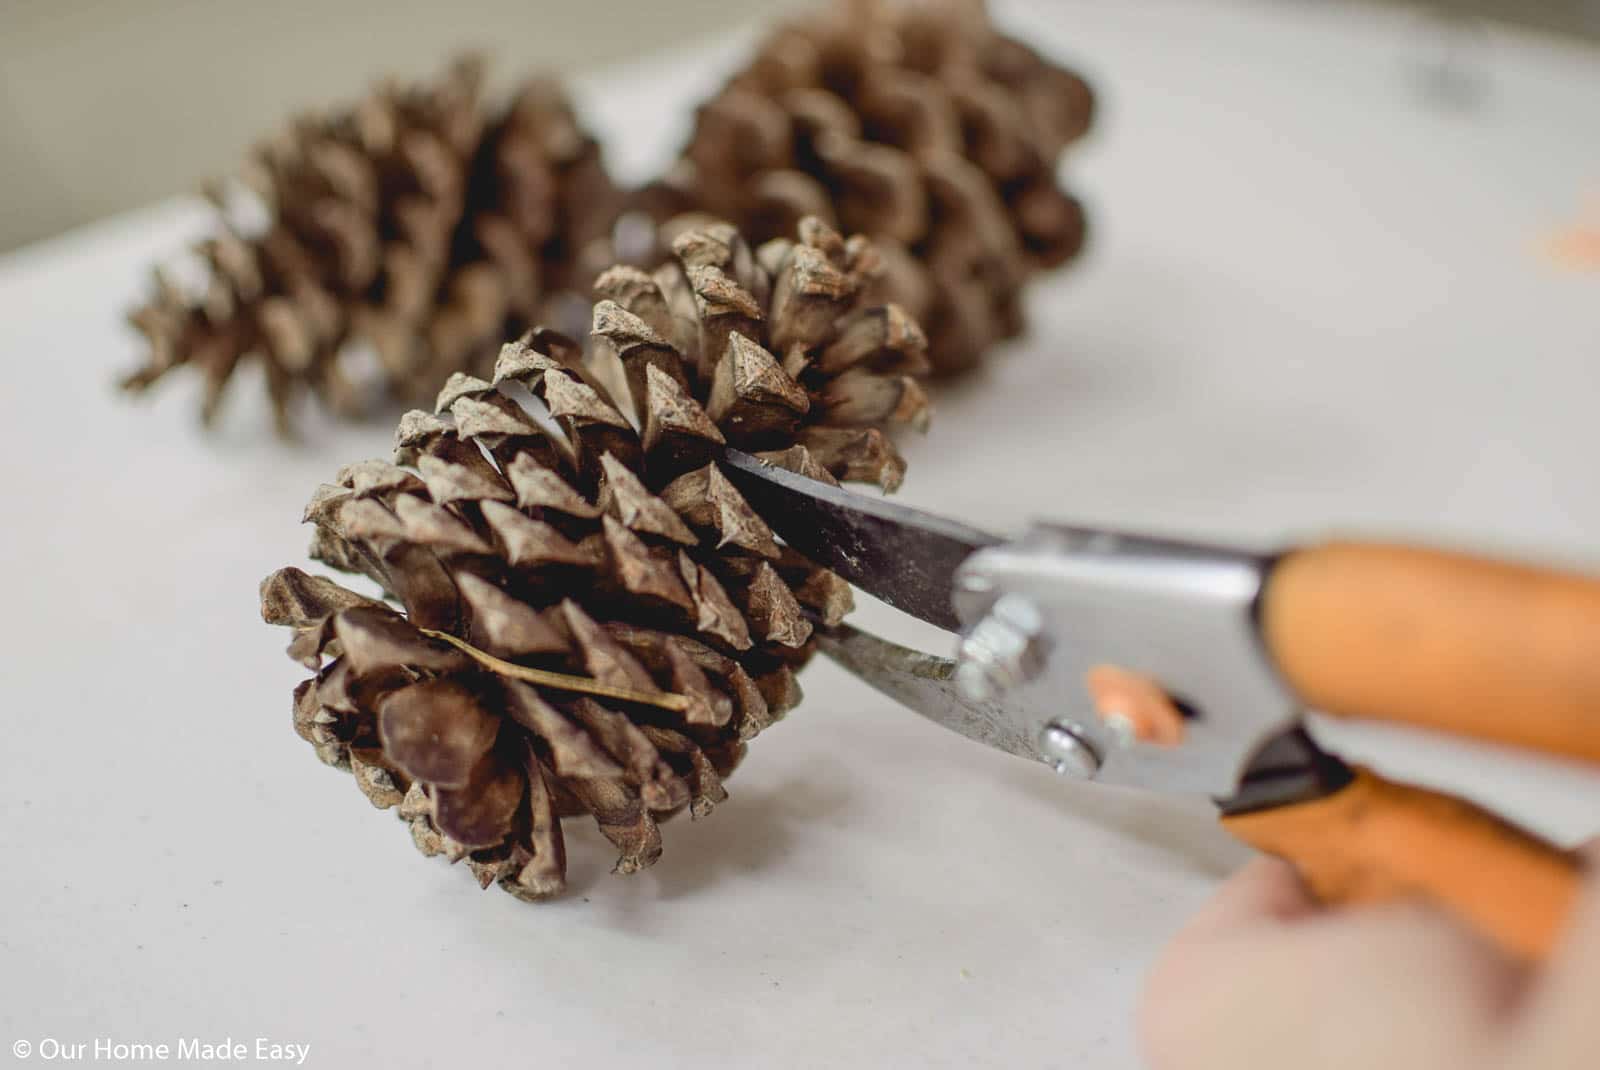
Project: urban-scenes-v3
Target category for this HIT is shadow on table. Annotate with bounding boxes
[557,773,854,906]
[1008,769,1252,880]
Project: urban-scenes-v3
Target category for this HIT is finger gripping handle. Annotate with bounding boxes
[1262,541,1600,762]
[1221,767,1584,961]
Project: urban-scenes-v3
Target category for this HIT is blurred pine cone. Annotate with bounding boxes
[260,217,928,899]
[122,57,620,434]
[643,0,1095,374]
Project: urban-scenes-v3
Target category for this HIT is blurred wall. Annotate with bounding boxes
[0,0,1595,251]
[0,0,805,251]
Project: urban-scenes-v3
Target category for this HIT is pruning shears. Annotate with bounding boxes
[720,449,1600,961]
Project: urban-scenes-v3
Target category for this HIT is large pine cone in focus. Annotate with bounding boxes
[260,217,929,899]
[645,0,1094,374]
[123,57,620,434]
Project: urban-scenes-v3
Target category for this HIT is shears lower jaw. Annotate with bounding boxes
[812,622,1350,817]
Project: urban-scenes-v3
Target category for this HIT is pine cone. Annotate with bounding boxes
[644,0,1094,375]
[260,217,929,900]
[123,57,620,434]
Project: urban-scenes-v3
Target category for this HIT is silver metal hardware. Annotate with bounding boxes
[951,525,1298,798]
[954,593,1047,703]
[1038,719,1102,778]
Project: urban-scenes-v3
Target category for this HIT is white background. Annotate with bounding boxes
[3,2,1599,1067]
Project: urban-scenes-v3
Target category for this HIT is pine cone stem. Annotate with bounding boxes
[419,627,691,712]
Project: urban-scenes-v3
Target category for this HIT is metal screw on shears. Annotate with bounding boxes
[953,592,1046,703]
[1038,719,1102,778]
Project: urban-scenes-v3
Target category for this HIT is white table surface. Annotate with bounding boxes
[3,2,1598,1067]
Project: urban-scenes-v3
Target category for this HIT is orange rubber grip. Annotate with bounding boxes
[1262,541,1600,763]
[1222,767,1585,961]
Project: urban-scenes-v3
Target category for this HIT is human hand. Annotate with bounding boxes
[1139,841,1600,1070]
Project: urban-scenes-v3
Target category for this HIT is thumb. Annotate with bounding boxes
[1141,858,1524,1070]
[1501,838,1600,1068]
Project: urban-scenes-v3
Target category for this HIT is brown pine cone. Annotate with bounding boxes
[260,217,928,900]
[643,0,1095,375]
[123,57,621,434]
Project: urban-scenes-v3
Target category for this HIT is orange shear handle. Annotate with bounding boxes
[1222,767,1586,961]
[1262,541,1600,762]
